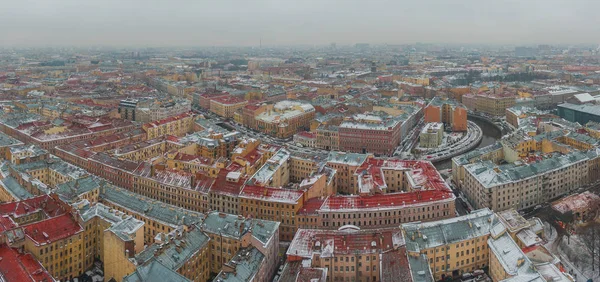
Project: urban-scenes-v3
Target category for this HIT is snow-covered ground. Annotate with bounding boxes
[414,121,483,162]
[414,131,466,151]
[558,233,600,282]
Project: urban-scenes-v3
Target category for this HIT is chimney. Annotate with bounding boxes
[150,165,155,177]
[239,221,245,235]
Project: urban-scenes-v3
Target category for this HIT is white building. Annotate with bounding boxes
[419,122,443,148]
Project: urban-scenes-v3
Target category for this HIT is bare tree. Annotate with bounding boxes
[579,223,600,275]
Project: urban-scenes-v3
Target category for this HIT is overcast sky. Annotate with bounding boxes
[1,0,599,47]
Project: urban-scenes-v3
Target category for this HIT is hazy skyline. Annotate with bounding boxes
[2,0,600,47]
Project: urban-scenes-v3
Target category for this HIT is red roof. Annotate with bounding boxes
[290,228,396,256]
[210,95,247,105]
[144,112,193,128]
[239,148,262,166]
[239,185,304,204]
[173,152,212,164]
[56,144,96,159]
[322,189,453,211]
[0,195,66,218]
[244,104,261,111]
[0,216,17,233]
[297,198,325,215]
[94,151,141,169]
[193,172,216,193]
[210,169,246,196]
[0,245,54,282]
[522,245,538,254]
[23,214,83,245]
[166,135,180,142]
[296,131,316,139]
[199,92,229,98]
[381,247,412,282]
[355,159,451,192]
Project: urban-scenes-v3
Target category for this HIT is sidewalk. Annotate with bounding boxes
[557,235,600,282]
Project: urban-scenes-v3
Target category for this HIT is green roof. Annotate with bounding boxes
[123,259,190,282]
[408,254,435,282]
[0,176,33,200]
[100,185,204,227]
[402,208,494,252]
[78,202,144,241]
[465,151,589,189]
[201,212,279,246]
[0,132,23,147]
[135,227,209,272]
[213,247,265,282]
[55,176,101,202]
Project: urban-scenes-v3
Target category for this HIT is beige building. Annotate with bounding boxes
[142,112,194,139]
[209,95,248,118]
[402,209,494,280]
[475,94,516,116]
[76,201,145,280]
[316,124,340,151]
[462,152,588,211]
[419,122,443,148]
[286,227,401,282]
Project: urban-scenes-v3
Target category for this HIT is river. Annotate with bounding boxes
[433,117,503,170]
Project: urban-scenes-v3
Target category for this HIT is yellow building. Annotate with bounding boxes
[21,214,85,281]
[402,209,494,281]
[99,185,205,246]
[289,156,318,183]
[475,94,516,116]
[128,227,211,282]
[199,212,280,276]
[286,227,395,282]
[209,96,248,118]
[585,121,600,139]
[132,165,208,213]
[249,149,290,187]
[76,201,145,279]
[250,100,316,138]
[239,185,304,241]
[142,112,194,139]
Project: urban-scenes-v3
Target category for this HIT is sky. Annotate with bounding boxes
[1,0,599,47]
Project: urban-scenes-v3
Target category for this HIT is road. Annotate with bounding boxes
[523,182,600,282]
[193,107,330,160]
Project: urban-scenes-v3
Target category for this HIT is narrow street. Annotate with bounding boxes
[524,182,600,282]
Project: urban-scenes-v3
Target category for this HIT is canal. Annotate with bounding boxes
[433,117,503,170]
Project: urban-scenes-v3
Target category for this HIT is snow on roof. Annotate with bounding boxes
[488,233,537,277]
[23,213,83,245]
[552,191,600,214]
[326,151,370,166]
[497,209,530,233]
[0,245,55,282]
[250,149,290,185]
[534,263,573,282]
[287,228,397,259]
[464,151,589,189]
[573,93,594,103]
[516,229,542,248]
[402,208,494,251]
[321,189,454,212]
[239,185,303,204]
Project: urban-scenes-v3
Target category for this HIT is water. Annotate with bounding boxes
[433,117,502,170]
